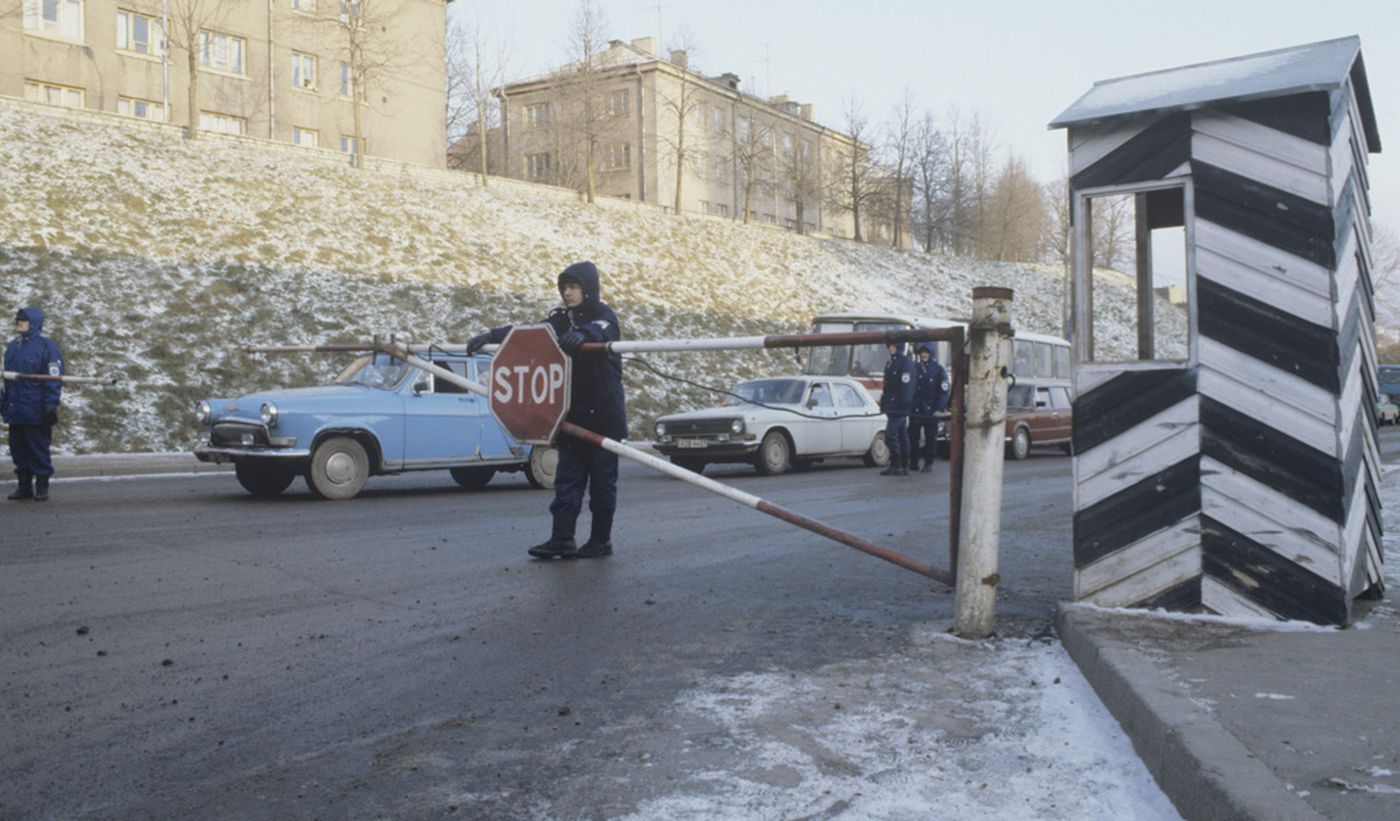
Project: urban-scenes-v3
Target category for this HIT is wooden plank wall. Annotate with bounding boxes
[1068,80,1383,625]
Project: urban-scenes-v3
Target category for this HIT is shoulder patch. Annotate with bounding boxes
[49,363,62,376]
[901,373,911,383]
[593,320,611,330]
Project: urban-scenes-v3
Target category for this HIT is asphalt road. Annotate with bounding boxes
[4,430,1395,817]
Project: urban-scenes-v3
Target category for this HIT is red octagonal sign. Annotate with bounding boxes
[489,324,572,445]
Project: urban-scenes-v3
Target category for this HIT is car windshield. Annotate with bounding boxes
[724,379,807,406]
[333,354,413,390]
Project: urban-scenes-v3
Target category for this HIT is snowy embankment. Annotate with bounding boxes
[0,102,1152,453]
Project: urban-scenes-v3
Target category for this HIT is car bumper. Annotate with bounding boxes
[653,442,761,459]
[195,446,312,464]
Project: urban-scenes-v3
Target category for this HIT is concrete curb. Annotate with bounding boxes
[1056,604,1325,821]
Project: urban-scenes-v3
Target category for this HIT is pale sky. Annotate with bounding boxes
[453,0,1400,236]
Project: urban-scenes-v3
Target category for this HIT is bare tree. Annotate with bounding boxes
[910,111,950,252]
[166,0,233,140]
[980,152,1045,262]
[830,96,875,242]
[1091,193,1133,270]
[882,89,916,249]
[318,0,413,168]
[654,28,704,214]
[446,10,509,183]
[1372,224,1400,291]
[779,127,822,235]
[551,0,611,203]
[967,111,997,257]
[1040,176,1072,270]
[732,108,774,224]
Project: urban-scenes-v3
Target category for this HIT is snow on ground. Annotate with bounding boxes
[0,100,1163,453]
[616,628,1180,820]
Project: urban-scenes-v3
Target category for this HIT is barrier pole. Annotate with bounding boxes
[954,288,1014,639]
[2,371,118,385]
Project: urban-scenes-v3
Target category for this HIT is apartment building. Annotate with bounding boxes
[496,37,883,240]
[0,0,449,167]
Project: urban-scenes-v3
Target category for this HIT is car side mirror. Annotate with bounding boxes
[413,378,430,395]
[806,397,818,409]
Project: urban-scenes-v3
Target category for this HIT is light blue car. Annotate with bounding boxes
[193,352,557,499]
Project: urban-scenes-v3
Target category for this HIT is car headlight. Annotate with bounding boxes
[195,401,212,425]
[655,422,667,437]
[730,418,744,434]
[260,402,279,428]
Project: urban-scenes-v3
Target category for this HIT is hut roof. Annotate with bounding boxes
[1049,36,1380,151]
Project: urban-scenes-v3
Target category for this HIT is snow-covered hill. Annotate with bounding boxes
[0,101,1151,453]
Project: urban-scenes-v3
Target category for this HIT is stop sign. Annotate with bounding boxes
[489,324,572,444]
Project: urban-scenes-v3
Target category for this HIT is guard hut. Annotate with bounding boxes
[1049,37,1383,625]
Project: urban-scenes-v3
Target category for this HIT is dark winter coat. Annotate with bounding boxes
[2,308,64,427]
[913,343,950,417]
[485,262,627,441]
[879,341,916,417]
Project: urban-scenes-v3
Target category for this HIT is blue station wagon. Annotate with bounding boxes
[194,352,557,499]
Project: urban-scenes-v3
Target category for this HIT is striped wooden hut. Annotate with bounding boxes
[1049,37,1383,626]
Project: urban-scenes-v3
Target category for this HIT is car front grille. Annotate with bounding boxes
[211,422,271,447]
[665,418,736,436]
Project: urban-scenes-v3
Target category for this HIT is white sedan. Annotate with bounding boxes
[652,376,890,475]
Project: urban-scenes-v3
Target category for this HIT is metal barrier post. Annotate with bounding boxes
[954,288,1013,638]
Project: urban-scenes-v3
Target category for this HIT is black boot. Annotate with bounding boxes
[34,475,49,502]
[7,471,33,501]
[528,513,578,559]
[920,462,934,473]
[879,464,899,476]
[577,513,613,559]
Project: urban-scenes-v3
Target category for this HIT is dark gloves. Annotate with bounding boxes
[43,406,59,425]
[558,331,585,353]
[466,333,492,355]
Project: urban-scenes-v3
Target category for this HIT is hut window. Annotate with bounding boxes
[1083,186,1189,363]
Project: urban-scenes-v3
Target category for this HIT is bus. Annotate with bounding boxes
[803,312,1072,397]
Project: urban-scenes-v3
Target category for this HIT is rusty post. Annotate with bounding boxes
[947,327,967,576]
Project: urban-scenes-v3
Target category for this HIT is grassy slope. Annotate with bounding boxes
[0,103,1146,453]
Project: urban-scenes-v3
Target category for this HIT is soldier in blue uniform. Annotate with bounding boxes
[3,308,64,501]
[468,262,626,559]
[909,342,950,473]
[878,340,916,476]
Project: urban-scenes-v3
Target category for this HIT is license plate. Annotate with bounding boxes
[677,438,708,449]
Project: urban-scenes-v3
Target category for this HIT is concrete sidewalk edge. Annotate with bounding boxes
[1055,604,1325,821]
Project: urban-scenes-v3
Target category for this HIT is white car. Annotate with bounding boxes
[652,376,890,475]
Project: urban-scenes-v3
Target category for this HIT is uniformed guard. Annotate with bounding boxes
[909,342,950,473]
[467,262,626,559]
[3,308,64,501]
[878,341,916,476]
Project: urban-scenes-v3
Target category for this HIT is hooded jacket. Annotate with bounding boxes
[913,342,950,416]
[2,307,64,426]
[485,262,627,441]
[879,340,916,417]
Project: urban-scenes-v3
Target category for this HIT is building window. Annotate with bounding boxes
[340,135,358,161]
[717,203,729,217]
[24,80,84,109]
[292,52,316,90]
[199,31,245,74]
[525,102,551,128]
[709,154,729,179]
[606,89,629,117]
[117,9,162,56]
[293,126,318,148]
[200,111,246,135]
[291,0,315,12]
[711,107,724,133]
[117,96,164,121]
[799,139,813,161]
[525,152,551,180]
[781,133,794,157]
[23,0,83,41]
[605,143,630,170]
[338,0,360,23]
[737,117,751,141]
[339,62,352,97]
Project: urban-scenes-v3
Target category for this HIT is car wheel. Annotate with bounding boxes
[525,445,557,490]
[235,462,296,498]
[754,430,791,476]
[670,456,706,474]
[862,431,891,467]
[450,466,495,490]
[307,436,370,500]
[1008,427,1031,461]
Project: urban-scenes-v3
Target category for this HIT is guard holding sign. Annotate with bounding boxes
[3,308,64,501]
[468,262,626,559]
